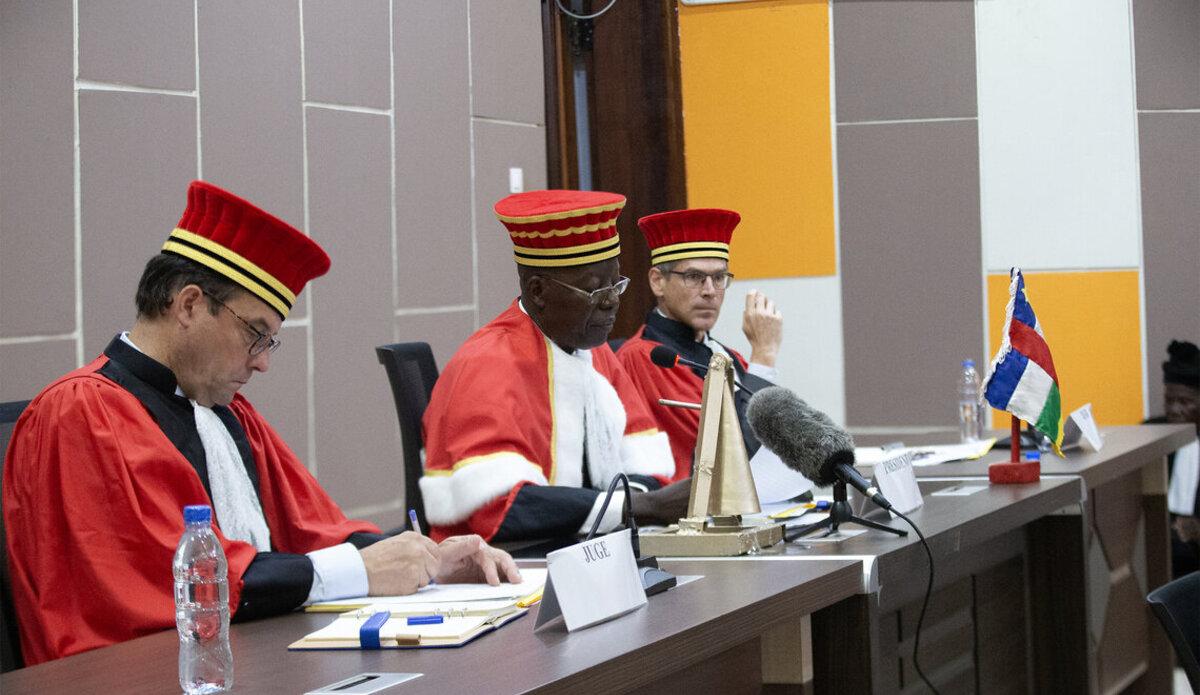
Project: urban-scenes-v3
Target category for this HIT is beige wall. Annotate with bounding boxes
[0,0,547,530]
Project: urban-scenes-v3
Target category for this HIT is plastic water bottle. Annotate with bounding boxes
[174,504,233,694]
[957,360,985,442]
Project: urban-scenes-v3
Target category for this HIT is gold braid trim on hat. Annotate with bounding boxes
[506,218,618,240]
[162,228,296,318]
[495,199,625,225]
[649,240,731,265]
[513,236,621,268]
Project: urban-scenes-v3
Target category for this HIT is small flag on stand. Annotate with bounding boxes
[983,268,1063,480]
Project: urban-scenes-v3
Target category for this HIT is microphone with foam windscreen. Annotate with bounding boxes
[746,386,893,512]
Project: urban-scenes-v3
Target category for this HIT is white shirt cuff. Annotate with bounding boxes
[304,543,369,604]
[578,490,627,536]
[747,361,778,384]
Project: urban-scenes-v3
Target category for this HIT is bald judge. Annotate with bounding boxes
[3,181,518,665]
[420,190,690,543]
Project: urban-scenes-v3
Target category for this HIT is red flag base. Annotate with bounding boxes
[989,460,1040,484]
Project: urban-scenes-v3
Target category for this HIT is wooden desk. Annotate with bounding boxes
[851,423,1194,694]
[0,558,860,695]
[699,476,1084,694]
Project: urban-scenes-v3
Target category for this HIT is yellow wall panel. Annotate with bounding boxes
[678,0,835,278]
[986,270,1143,427]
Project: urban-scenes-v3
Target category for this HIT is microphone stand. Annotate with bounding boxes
[784,480,907,542]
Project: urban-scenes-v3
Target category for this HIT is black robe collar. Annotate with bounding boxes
[97,335,262,501]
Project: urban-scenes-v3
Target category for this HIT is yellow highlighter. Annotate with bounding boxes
[517,588,544,607]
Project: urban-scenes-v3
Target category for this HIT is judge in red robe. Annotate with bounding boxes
[420,190,686,543]
[616,209,783,481]
[3,181,517,665]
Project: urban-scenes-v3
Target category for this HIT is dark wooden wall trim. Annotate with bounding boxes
[542,0,688,339]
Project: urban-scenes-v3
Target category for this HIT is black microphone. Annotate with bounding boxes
[649,345,709,372]
[746,386,893,512]
[649,345,760,396]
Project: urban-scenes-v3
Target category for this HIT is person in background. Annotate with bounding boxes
[616,208,783,480]
[3,180,519,665]
[420,190,690,543]
[1154,339,1200,577]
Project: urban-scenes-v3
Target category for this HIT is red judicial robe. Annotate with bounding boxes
[420,301,674,542]
[2,337,378,664]
[616,311,767,481]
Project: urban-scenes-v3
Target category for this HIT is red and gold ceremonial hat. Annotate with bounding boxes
[494,189,626,268]
[162,181,331,319]
[637,208,740,266]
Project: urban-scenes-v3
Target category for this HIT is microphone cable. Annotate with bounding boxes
[891,509,942,695]
[585,473,640,557]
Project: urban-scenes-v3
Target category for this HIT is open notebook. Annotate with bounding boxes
[289,601,529,649]
[290,569,546,650]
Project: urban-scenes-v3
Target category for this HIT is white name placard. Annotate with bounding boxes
[873,451,924,517]
[534,529,646,632]
[1063,403,1104,452]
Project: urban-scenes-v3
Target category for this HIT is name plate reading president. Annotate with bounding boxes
[874,451,923,516]
[534,528,647,632]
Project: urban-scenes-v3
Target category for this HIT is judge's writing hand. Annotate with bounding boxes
[359,531,440,595]
[741,289,782,368]
[631,478,692,526]
[434,534,523,586]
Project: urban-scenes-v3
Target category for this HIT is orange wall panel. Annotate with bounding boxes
[986,270,1143,427]
[678,0,835,278]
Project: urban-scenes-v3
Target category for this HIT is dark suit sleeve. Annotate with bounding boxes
[233,552,314,622]
[492,485,603,542]
[233,531,388,622]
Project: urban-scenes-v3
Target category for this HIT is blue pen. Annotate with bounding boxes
[406,615,444,625]
[409,509,434,585]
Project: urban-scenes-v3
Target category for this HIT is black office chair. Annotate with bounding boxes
[1,399,31,672]
[1147,570,1200,692]
[375,343,439,535]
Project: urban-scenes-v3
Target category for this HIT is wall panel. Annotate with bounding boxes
[839,120,982,428]
[307,107,397,512]
[303,0,390,109]
[78,0,195,89]
[78,91,197,358]
[977,0,1140,272]
[1138,113,1200,416]
[678,0,835,279]
[0,0,76,339]
[394,0,473,309]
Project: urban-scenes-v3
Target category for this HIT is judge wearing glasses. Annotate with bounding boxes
[3,181,519,665]
[616,208,784,481]
[420,190,690,543]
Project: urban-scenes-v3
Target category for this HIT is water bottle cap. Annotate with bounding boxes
[183,504,212,524]
[1025,451,1041,461]
[962,359,975,368]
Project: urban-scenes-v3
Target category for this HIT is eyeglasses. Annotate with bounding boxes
[203,292,280,356]
[545,275,630,306]
[665,270,734,290]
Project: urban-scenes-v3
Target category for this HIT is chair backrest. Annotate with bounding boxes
[1,399,31,672]
[375,343,439,534]
[1147,570,1200,691]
